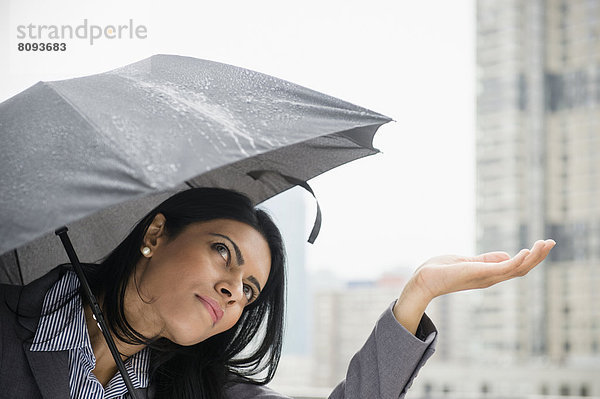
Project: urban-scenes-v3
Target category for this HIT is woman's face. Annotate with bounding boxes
[131,217,271,346]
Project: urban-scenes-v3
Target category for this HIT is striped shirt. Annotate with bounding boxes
[30,271,150,399]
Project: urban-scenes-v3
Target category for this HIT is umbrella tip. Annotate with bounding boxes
[55,226,69,235]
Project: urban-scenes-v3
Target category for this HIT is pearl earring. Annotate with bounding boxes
[141,247,151,256]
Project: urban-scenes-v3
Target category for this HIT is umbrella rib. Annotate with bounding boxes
[334,122,390,151]
[14,250,24,285]
[43,82,137,175]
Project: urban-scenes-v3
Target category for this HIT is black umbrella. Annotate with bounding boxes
[0,54,391,396]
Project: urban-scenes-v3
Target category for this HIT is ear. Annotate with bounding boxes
[141,213,167,255]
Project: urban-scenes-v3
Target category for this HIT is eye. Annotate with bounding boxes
[213,243,230,264]
[243,284,256,303]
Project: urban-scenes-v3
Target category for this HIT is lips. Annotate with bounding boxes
[196,295,224,324]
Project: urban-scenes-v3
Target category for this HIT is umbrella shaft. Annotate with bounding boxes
[55,227,140,399]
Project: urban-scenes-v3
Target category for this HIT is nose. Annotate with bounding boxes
[216,277,244,305]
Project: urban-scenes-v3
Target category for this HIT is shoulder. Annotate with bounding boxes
[224,381,292,399]
[0,267,72,399]
[0,265,72,333]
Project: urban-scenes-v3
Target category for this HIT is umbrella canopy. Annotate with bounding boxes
[0,54,391,284]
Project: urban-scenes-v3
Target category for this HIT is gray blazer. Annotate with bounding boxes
[0,266,437,399]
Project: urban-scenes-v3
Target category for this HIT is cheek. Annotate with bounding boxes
[141,254,213,294]
[217,307,244,333]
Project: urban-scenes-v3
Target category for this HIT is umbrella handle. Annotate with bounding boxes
[55,227,141,399]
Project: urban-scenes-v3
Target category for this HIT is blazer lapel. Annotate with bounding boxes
[24,343,70,399]
[136,387,151,398]
[15,265,71,399]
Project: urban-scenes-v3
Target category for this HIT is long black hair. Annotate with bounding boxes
[84,188,286,398]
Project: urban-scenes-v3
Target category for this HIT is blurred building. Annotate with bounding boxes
[476,0,600,363]
[260,188,313,389]
[265,192,412,395]
[409,0,600,397]
[310,272,410,388]
[411,362,599,398]
[262,188,311,356]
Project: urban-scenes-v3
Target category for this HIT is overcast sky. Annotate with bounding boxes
[1,0,476,280]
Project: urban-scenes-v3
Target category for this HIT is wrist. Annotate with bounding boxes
[393,276,433,335]
[406,270,436,305]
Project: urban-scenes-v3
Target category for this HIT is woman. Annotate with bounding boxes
[0,188,555,399]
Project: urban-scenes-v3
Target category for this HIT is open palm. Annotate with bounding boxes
[413,239,555,301]
[393,239,556,335]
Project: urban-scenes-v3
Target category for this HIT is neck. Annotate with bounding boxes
[83,261,164,386]
[83,301,145,386]
[84,302,145,357]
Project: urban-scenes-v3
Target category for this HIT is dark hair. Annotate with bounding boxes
[84,188,286,398]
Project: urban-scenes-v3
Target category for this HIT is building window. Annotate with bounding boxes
[481,383,490,395]
[560,384,571,396]
[540,384,549,395]
[424,383,433,398]
[518,74,527,110]
[443,385,451,396]
[580,385,590,397]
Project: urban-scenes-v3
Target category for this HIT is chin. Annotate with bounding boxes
[166,325,212,346]
[170,334,208,347]
[178,339,204,347]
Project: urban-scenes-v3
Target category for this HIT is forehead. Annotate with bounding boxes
[192,219,264,244]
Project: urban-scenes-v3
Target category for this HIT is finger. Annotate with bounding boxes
[497,248,530,274]
[472,241,556,288]
[470,249,528,287]
[523,240,547,264]
[514,239,556,276]
[523,239,554,266]
[469,251,511,263]
[530,239,556,264]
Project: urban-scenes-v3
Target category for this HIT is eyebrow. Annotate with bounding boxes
[210,233,245,266]
[209,233,262,295]
[248,276,262,295]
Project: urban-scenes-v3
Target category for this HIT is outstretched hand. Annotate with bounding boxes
[412,239,555,300]
[393,239,556,335]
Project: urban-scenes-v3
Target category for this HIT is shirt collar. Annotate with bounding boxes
[31,270,87,351]
[30,270,151,392]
